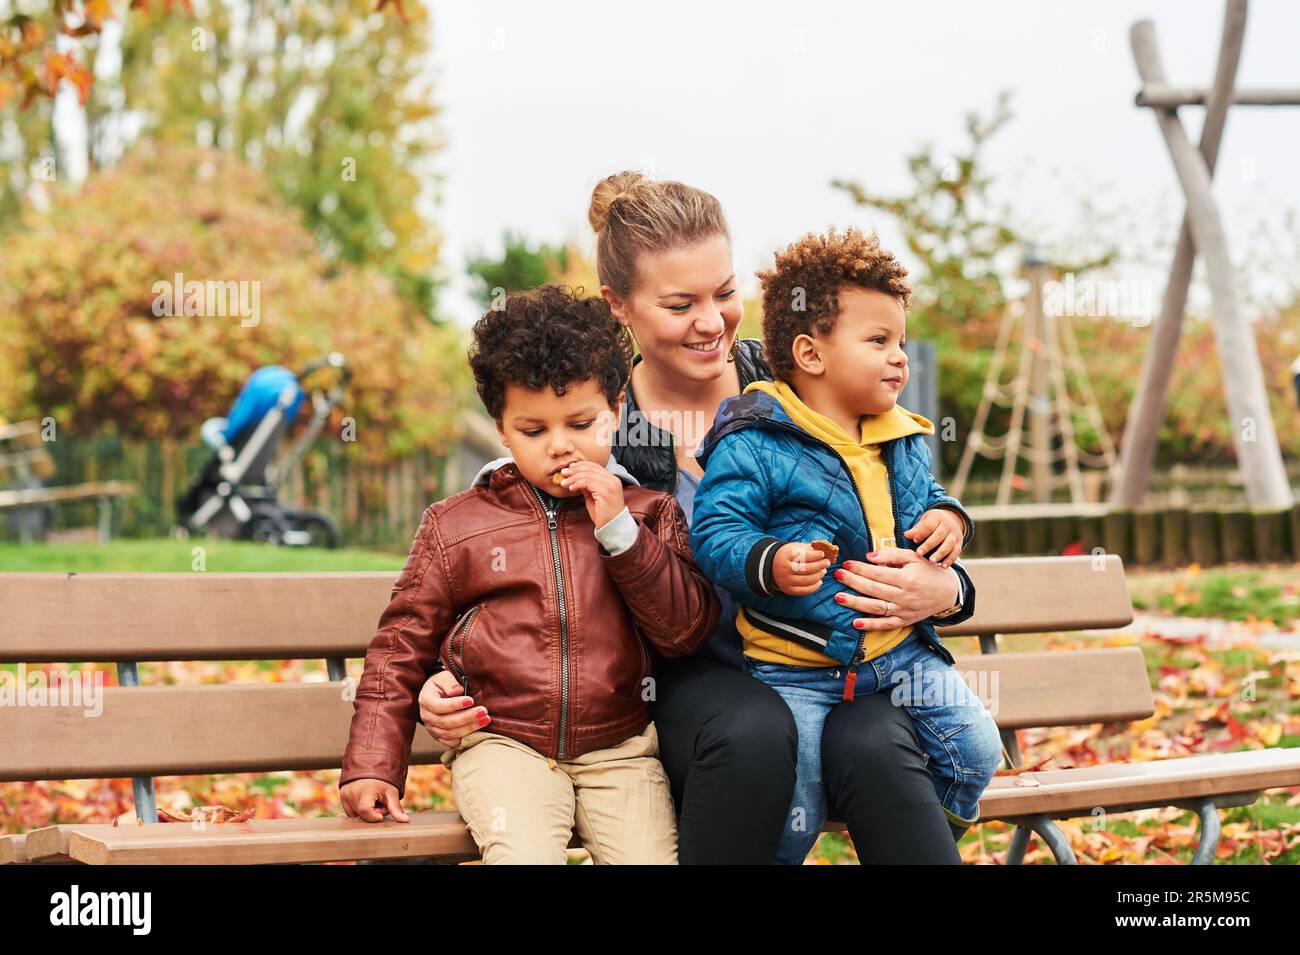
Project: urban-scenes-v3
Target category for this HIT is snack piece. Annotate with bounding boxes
[551,472,565,485]
[809,539,839,563]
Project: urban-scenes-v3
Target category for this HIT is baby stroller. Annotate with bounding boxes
[176,353,349,547]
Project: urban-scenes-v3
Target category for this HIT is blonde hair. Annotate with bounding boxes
[587,170,730,297]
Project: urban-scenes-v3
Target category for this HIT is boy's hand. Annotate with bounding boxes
[340,779,410,824]
[904,508,965,567]
[558,459,626,529]
[773,542,832,596]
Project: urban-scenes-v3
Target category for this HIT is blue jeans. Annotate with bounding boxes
[744,633,1004,865]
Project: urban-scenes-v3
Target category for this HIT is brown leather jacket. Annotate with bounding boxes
[339,458,721,797]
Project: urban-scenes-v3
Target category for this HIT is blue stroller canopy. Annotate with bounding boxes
[222,366,306,444]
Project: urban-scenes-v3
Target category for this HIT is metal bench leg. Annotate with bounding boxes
[1035,816,1078,864]
[1190,798,1221,865]
[131,776,159,824]
[97,495,112,543]
[977,633,1022,768]
[1007,824,1031,864]
[1006,815,1078,865]
[117,661,159,823]
[998,729,1022,771]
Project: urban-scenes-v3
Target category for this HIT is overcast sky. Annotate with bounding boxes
[425,0,1300,324]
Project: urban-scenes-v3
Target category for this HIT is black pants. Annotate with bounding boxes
[652,654,960,864]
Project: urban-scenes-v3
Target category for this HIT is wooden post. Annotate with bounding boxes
[1137,86,1300,108]
[1026,255,1052,504]
[1161,507,1190,568]
[1123,13,1293,510]
[1113,1,1245,507]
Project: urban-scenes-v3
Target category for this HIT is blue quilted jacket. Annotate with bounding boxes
[689,388,976,666]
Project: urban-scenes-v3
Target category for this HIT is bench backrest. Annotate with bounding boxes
[0,556,1139,783]
[0,420,57,485]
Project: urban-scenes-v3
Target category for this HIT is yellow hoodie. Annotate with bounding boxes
[737,379,935,667]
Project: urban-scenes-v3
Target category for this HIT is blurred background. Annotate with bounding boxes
[3,1,1299,554]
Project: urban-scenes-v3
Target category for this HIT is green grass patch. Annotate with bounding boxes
[0,537,407,573]
[810,831,857,864]
[1127,565,1300,628]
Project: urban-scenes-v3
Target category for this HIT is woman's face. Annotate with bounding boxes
[605,234,742,387]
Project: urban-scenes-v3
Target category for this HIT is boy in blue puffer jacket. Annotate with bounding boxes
[689,227,1003,864]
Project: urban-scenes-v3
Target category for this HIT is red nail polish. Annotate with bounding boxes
[462,698,473,707]
[834,594,845,603]
[834,570,845,580]
[478,714,490,726]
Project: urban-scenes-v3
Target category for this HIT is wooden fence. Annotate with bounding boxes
[965,502,1300,567]
[0,432,454,551]
[7,428,1298,567]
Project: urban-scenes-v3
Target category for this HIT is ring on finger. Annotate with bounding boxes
[883,600,893,616]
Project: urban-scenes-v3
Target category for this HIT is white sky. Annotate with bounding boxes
[425,0,1300,324]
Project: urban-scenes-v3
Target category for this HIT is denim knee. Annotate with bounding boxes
[956,710,1004,785]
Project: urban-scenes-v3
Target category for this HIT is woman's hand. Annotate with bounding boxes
[417,670,489,747]
[831,546,962,632]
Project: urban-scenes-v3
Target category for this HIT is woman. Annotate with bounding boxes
[418,171,974,864]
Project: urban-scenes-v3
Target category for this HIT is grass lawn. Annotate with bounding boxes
[1127,563,1300,628]
[0,537,408,573]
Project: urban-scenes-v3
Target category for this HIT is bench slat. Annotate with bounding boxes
[950,647,1153,729]
[0,557,1133,663]
[939,555,1132,636]
[18,813,474,865]
[54,819,842,865]
[981,748,1300,820]
[0,682,444,781]
[2,650,1152,781]
[0,572,398,662]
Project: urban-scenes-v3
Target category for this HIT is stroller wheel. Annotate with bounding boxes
[294,512,340,549]
[243,513,287,546]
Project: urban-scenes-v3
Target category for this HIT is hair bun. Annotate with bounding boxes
[588,170,649,235]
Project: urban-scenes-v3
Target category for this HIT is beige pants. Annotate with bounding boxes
[440,722,678,864]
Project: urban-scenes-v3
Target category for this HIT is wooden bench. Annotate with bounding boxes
[0,419,137,542]
[937,559,1300,863]
[2,556,1298,864]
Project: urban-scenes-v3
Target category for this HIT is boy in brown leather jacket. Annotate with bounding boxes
[338,284,721,863]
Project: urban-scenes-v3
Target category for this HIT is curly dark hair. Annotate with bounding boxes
[756,226,911,381]
[469,284,634,422]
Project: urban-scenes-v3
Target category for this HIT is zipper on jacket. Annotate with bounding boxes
[527,482,572,760]
[843,449,907,701]
[668,431,678,495]
[446,605,483,693]
[760,419,878,697]
[881,445,955,666]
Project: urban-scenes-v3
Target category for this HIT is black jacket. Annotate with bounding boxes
[612,338,772,496]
